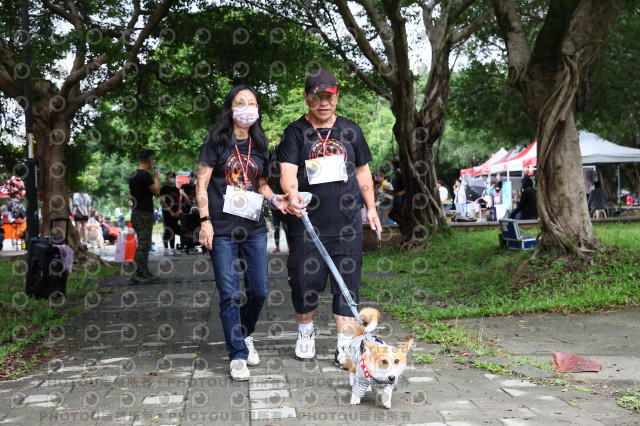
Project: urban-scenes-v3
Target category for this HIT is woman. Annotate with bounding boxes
[196,85,289,381]
[510,176,538,220]
[453,178,466,218]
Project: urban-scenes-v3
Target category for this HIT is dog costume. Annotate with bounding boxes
[346,334,395,398]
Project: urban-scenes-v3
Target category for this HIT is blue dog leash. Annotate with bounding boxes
[297,192,381,344]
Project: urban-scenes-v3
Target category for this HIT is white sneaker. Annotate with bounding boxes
[295,329,316,361]
[245,336,259,366]
[163,248,172,256]
[171,248,179,255]
[229,359,250,381]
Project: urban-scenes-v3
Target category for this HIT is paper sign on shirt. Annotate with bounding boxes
[305,154,347,185]
[223,185,263,221]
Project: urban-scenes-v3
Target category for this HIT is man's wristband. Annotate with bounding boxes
[199,216,212,223]
[270,195,276,207]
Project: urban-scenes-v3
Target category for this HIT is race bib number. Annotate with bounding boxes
[305,154,347,185]
[223,186,263,221]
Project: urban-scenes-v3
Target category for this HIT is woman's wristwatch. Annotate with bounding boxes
[199,216,212,223]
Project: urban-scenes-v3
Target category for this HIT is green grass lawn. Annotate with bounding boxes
[361,221,640,334]
[0,255,119,379]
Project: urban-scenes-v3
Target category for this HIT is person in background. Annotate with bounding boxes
[453,178,466,217]
[114,206,125,229]
[97,214,118,244]
[388,157,404,224]
[376,170,394,223]
[160,171,182,255]
[510,176,538,220]
[438,180,448,202]
[588,181,608,218]
[272,213,289,252]
[72,190,91,246]
[128,149,160,283]
[180,171,197,202]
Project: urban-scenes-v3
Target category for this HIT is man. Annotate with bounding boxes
[72,190,91,246]
[278,69,381,366]
[438,180,448,202]
[588,181,608,218]
[159,171,182,255]
[128,149,160,283]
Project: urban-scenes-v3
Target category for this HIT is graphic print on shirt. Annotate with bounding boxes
[226,153,258,191]
[308,138,348,160]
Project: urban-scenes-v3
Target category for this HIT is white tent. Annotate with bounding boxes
[579,131,640,164]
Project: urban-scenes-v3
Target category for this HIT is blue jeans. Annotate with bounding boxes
[210,232,268,361]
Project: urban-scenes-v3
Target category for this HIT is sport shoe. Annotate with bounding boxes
[295,328,316,361]
[245,336,259,366]
[230,359,250,381]
[172,248,180,255]
[132,272,158,284]
[273,247,280,252]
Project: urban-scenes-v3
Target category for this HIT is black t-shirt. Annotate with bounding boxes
[181,183,196,200]
[129,169,155,213]
[516,188,538,220]
[198,136,269,236]
[392,170,404,193]
[278,115,373,238]
[160,185,180,214]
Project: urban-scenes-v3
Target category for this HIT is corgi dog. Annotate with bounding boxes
[86,223,104,248]
[343,307,413,409]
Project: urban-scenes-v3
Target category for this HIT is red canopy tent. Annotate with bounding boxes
[489,141,537,174]
[460,148,515,177]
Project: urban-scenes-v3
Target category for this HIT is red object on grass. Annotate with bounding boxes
[552,351,602,373]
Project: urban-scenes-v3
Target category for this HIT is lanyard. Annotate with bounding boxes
[234,137,252,189]
[305,114,337,156]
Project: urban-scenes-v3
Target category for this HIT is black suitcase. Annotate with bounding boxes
[26,218,70,298]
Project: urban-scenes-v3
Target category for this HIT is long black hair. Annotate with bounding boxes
[206,85,268,152]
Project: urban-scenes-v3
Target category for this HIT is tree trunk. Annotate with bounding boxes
[527,63,600,256]
[596,164,617,203]
[418,41,452,230]
[31,83,110,267]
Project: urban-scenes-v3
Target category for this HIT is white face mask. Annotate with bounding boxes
[232,106,259,128]
[167,178,176,184]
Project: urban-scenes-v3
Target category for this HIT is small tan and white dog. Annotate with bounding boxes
[86,223,104,248]
[343,307,413,409]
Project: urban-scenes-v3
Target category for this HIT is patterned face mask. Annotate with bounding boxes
[232,106,259,128]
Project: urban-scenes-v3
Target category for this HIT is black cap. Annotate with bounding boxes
[305,69,338,95]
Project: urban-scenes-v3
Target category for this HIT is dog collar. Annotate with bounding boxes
[359,356,391,385]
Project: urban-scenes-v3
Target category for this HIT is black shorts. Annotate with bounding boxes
[287,235,362,317]
[74,212,88,222]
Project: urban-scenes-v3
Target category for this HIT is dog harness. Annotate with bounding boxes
[347,335,396,398]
